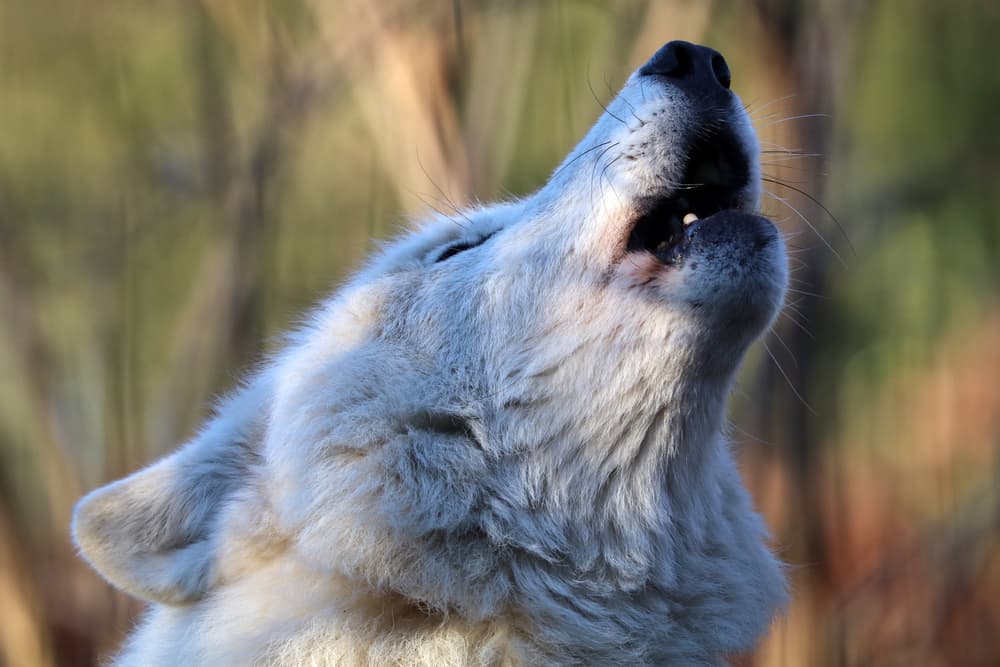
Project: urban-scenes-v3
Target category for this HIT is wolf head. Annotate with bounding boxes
[74,41,787,660]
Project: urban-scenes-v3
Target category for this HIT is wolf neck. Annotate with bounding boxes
[516,340,740,568]
[511,359,784,660]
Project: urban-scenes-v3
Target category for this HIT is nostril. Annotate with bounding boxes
[643,41,685,78]
[639,42,733,100]
[711,53,731,89]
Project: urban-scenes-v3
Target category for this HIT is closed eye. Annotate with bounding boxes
[433,232,496,263]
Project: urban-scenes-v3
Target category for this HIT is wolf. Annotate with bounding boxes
[73,41,788,665]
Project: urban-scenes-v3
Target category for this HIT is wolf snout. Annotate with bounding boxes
[638,41,732,103]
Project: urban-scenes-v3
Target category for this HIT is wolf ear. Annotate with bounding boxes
[72,383,266,605]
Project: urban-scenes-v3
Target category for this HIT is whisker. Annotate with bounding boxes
[764,340,817,415]
[414,151,474,226]
[725,419,777,447]
[787,276,816,287]
[764,191,847,268]
[760,150,822,158]
[764,173,812,186]
[604,74,645,126]
[781,297,815,326]
[761,163,812,173]
[756,113,831,130]
[599,155,625,213]
[589,142,621,202]
[784,245,817,255]
[782,298,809,317]
[586,71,627,126]
[552,140,616,179]
[768,327,798,368]
[412,192,469,230]
[785,287,829,300]
[744,93,798,118]
[781,311,815,340]
[784,297,807,312]
[763,177,856,257]
[750,111,786,126]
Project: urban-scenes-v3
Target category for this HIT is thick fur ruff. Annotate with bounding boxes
[73,43,788,666]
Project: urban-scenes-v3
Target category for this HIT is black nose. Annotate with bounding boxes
[638,41,732,100]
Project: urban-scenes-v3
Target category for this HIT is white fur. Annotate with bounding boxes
[73,52,788,666]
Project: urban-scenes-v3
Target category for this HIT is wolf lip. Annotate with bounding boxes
[625,128,750,263]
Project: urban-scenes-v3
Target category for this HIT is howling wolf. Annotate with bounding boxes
[73,41,788,666]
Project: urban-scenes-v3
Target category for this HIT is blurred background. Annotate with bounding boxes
[1,0,998,665]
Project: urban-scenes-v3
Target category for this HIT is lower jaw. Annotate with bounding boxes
[652,208,775,265]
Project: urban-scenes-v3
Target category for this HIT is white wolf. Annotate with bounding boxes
[73,41,788,666]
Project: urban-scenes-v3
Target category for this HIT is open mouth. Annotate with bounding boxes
[626,128,750,264]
